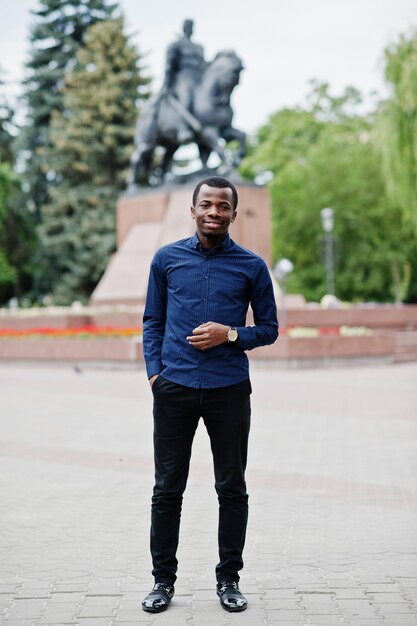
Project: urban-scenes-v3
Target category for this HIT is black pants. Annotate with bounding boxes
[150,376,251,585]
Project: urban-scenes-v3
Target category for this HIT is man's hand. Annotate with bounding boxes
[149,374,159,388]
[186,322,229,350]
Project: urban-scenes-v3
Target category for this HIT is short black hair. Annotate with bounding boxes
[192,176,238,210]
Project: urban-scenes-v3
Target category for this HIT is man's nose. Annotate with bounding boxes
[207,205,221,216]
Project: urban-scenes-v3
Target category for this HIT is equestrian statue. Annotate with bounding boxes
[127,20,246,188]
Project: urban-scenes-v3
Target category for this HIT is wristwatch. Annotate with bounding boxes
[227,327,239,343]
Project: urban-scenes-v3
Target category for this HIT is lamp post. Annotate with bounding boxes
[320,207,335,295]
[273,258,294,331]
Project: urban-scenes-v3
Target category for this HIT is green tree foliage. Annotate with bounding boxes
[0,75,36,304]
[38,16,150,303]
[19,0,118,216]
[0,164,18,291]
[0,75,14,164]
[378,30,417,232]
[241,82,416,303]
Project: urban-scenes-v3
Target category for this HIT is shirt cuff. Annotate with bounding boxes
[235,326,254,350]
[146,359,162,379]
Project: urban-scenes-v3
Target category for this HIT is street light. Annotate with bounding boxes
[320,207,335,295]
[273,258,294,331]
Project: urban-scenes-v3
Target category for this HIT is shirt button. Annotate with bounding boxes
[205,276,208,279]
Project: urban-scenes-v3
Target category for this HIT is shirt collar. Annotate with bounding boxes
[191,232,232,252]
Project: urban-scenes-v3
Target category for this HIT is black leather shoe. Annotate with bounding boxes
[217,580,247,612]
[142,582,175,613]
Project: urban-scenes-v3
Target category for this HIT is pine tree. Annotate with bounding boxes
[0,75,19,301]
[0,72,39,305]
[19,0,118,216]
[0,73,14,164]
[38,16,150,303]
[0,163,18,298]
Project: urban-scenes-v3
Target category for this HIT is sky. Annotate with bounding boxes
[1,0,417,133]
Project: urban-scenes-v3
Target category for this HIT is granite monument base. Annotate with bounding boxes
[91,184,272,306]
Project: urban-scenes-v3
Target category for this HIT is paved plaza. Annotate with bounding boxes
[1,361,417,625]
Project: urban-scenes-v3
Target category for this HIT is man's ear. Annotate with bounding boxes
[191,206,195,219]
[231,210,237,223]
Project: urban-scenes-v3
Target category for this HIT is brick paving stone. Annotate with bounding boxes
[398,579,417,587]
[113,609,164,622]
[83,599,120,607]
[304,617,344,625]
[115,601,141,611]
[48,594,85,603]
[187,590,221,601]
[0,622,40,626]
[335,590,371,599]
[404,593,417,603]
[151,610,194,625]
[78,617,112,626]
[381,617,417,626]
[365,582,400,594]
[263,590,301,599]
[0,588,22,597]
[36,617,78,624]
[301,605,340,615]
[357,575,397,583]
[229,612,266,625]
[48,600,85,609]
[265,622,306,626]
[264,599,303,609]
[53,586,89,593]
[78,608,117,618]
[342,608,381,619]
[86,584,122,593]
[366,592,407,602]
[377,603,416,613]
[114,622,154,626]
[0,619,40,626]
[14,589,51,597]
[4,600,47,621]
[327,580,362,589]
[112,612,156,624]
[349,617,386,626]
[337,599,375,608]
[298,594,336,603]
[0,596,15,609]
[266,609,308,620]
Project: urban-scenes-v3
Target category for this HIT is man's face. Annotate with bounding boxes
[191,185,237,241]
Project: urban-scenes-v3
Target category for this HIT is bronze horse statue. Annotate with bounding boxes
[127,50,246,187]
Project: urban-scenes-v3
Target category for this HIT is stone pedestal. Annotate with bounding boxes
[91,183,272,305]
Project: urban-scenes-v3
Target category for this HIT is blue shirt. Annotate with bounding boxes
[143,233,279,389]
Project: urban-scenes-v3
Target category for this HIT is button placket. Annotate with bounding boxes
[202,255,211,316]
[198,255,211,373]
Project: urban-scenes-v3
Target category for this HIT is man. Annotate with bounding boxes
[161,19,205,144]
[142,176,278,613]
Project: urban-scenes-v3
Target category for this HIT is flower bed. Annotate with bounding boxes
[0,325,370,340]
[0,326,401,364]
[0,325,142,339]
[284,325,372,338]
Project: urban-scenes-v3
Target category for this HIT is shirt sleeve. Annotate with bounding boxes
[235,259,279,350]
[142,250,167,378]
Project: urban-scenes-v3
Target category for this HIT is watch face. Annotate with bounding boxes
[228,328,238,342]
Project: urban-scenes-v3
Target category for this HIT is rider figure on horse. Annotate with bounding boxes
[161,20,205,144]
[127,21,245,188]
